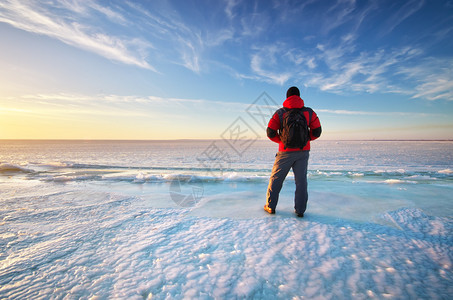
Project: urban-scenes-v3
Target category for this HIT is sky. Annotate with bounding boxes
[0,0,452,140]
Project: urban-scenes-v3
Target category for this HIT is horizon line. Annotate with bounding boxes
[1,138,452,142]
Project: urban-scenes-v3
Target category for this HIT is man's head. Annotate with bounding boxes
[286,86,300,98]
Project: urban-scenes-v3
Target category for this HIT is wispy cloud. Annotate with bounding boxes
[0,0,155,70]
[0,0,235,74]
[317,109,439,117]
[0,107,32,114]
[239,0,452,101]
[124,1,236,73]
[1,0,451,102]
[245,37,431,96]
[380,0,425,36]
[322,0,357,34]
[398,58,453,101]
[224,0,239,19]
[250,50,292,85]
[6,93,250,117]
[309,44,424,94]
[122,1,202,72]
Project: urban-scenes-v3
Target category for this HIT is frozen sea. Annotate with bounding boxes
[0,140,452,299]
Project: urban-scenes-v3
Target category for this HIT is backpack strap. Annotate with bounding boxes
[275,107,286,130]
[304,107,313,126]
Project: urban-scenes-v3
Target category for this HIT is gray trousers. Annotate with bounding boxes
[266,150,310,214]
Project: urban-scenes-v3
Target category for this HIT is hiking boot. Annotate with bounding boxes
[295,210,304,218]
[264,204,275,214]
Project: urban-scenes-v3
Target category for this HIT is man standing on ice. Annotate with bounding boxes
[264,86,322,217]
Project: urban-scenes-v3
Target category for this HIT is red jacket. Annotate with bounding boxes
[267,95,322,151]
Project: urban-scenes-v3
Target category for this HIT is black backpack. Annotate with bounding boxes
[277,107,312,149]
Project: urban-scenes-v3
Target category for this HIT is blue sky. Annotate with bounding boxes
[0,0,452,140]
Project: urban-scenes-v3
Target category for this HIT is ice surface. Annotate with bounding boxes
[0,140,452,299]
[0,182,451,299]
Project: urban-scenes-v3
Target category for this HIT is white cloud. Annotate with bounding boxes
[316,38,356,72]
[0,0,155,71]
[242,0,451,102]
[0,107,32,114]
[413,79,453,101]
[1,0,450,103]
[13,93,250,115]
[306,41,433,97]
[399,59,453,101]
[89,2,127,24]
[306,58,317,69]
[322,0,357,34]
[316,61,365,91]
[122,1,204,73]
[250,51,292,85]
[380,0,425,36]
[224,0,239,19]
[317,109,439,117]
[124,1,236,74]
[284,49,313,67]
[177,37,202,73]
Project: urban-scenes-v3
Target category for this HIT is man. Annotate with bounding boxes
[264,86,322,217]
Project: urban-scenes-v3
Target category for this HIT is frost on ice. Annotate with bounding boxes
[0,184,452,299]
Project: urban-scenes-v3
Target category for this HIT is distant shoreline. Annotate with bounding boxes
[1,139,452,142]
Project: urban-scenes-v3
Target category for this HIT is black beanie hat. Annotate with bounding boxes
[286,86,300,98]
